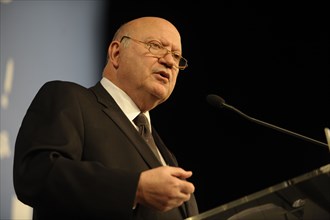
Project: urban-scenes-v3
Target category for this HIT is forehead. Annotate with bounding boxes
[126,18,182,49]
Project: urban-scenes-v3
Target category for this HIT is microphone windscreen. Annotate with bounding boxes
[206,94,225,108]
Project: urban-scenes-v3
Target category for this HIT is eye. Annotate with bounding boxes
[148,41,163,50]
[172,52,181,61]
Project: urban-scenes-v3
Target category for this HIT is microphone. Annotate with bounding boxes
[206,94,329,150]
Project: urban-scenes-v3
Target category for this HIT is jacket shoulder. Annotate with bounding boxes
[42,80,86,90]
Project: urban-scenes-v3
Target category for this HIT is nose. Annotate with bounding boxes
[158,52,176,69]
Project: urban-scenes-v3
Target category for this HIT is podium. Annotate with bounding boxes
[186,163,330,220]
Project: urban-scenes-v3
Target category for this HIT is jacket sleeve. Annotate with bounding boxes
[13,81,140,219]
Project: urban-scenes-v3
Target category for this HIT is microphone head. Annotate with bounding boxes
[206,94,226,108]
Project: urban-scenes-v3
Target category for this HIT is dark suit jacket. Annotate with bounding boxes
[13,80,199,220]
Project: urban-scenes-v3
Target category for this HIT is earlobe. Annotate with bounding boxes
[108,41,120,68]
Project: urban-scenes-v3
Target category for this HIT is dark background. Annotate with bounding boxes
[103,1,330,213]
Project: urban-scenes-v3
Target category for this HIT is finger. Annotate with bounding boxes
[170,167,193,179]
[179,179,195,194]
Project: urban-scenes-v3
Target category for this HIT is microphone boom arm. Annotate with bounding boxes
[223,102,329,149]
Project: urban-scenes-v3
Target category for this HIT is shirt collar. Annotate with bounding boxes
[100,77,151,127]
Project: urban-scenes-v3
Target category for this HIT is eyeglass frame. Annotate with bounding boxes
[120,36,188,70]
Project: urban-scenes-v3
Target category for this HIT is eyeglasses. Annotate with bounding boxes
[120,36,188,70]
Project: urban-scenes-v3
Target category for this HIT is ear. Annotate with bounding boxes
[108,41,120,68]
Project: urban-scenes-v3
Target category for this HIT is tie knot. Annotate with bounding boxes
[133,113,149,128]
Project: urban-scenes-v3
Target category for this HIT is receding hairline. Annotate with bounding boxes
[112,16,178,41]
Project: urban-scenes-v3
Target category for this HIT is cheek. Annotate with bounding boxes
[171,73,179,86]
[121,58,145,80]
[167,74,178,93]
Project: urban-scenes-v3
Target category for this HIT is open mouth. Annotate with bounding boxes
[157,71,170,80]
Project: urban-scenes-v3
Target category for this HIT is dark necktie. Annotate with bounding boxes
[133,113,161,162]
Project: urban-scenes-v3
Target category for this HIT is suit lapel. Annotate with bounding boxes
[152,128,177,166]
[90,83,161,168]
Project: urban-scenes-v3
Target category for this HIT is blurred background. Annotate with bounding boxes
[1,1,329,219]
